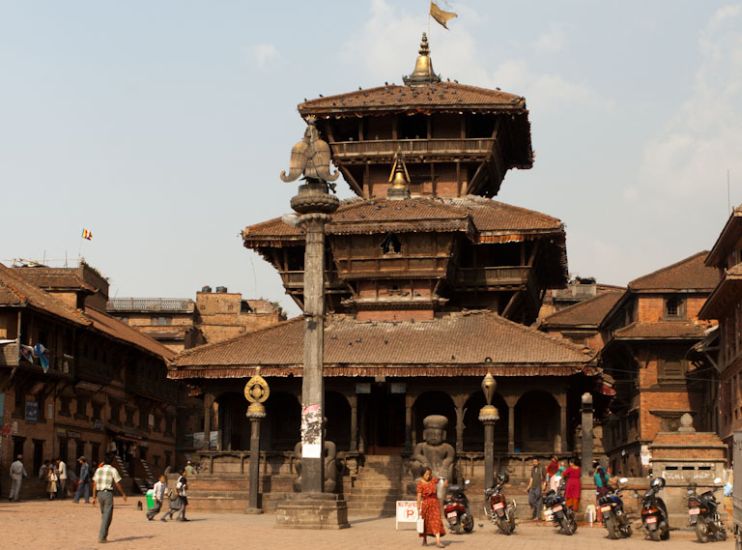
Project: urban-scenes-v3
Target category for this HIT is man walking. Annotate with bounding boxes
[526,457,546,520]
[92,454,127,544]
[74,456,91,504]
[8,455,28,502]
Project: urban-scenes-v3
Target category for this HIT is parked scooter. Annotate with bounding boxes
[687,478,727,543]
[443,479,474,534]
[599,477,632,539]
[543,480,578,535]
[484,472,517,535]
[640,477,670,541]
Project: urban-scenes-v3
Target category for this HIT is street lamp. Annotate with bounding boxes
[479,373,499,489]
[244,369,269,514]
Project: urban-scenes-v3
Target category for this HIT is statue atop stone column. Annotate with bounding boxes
[410,415,456,481]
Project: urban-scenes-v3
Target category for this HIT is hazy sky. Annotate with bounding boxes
[2,1,741,316]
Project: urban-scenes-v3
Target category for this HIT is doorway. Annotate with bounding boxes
[363,383,405,454]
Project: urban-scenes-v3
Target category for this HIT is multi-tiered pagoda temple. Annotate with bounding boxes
[170,35,598,514]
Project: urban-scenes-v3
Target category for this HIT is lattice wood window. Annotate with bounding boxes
[658,359,686,383]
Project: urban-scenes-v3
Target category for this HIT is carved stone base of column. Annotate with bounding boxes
[245,507,264,515]
[274,493,350,529]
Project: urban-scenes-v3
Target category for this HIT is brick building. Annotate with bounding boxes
[107,287,284,353]
[699,205,742,454]
[0,262,192,498]
[598,252,719,475]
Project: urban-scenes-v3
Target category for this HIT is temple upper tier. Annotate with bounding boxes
[298,34,532,199]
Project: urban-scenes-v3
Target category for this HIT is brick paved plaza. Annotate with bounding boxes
[2,500,736,550]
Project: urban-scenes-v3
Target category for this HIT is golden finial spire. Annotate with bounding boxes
[387,149,411,200]
[403,33,441,86]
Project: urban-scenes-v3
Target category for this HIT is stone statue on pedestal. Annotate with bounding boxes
[410,415,456,481]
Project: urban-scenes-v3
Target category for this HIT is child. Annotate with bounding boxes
[147,475,168,521]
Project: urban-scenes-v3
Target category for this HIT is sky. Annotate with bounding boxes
[2,1,742,317]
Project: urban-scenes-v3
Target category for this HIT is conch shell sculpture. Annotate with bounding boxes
[280,116,339,183]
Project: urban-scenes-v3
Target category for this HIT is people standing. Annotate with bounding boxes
[416,466,445,548]
[57,458,67,498]
[546,455,559,480]
[47,464,59,500]
[8,455,28,502]
[527,457,546,520]
[38,459,50,481]
[549,459,567,493]
[162,470,189,522]
[91,453,128,544]
[562,458,582,512]
[184,460,196,477]
[74,457,91,504]
[147,475,168,521]
[593,459,610,521]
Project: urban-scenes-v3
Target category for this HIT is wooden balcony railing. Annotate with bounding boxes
[454,266,531,288]
[280,271,346,291]
[329,138,495,161]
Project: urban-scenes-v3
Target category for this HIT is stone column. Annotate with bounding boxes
[298,208,331,494]
[203,393,213,447]
[275,119,348,529]
[581,393,593,476]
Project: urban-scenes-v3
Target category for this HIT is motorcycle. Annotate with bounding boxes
[640,477,670,541]
[484,472,517,535]
[687,478,727,543]
[598,477,632,539]
[543,480,578,536]
[443,479,474,534]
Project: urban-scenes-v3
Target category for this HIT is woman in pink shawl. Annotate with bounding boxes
[562,458,581,512]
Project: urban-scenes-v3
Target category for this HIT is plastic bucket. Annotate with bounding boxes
[145,489,155,510]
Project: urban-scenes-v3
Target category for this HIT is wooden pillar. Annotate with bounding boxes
[508,403,515,455]
[349,394,358,453]
[203,392,214,447]
[404,394,415,453]
[455,405,465,454]
[559,396,568,454]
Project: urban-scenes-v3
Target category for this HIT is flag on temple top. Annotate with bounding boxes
[81,228,93,240]
[430,1,457,29]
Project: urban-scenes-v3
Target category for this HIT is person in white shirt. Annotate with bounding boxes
[8,455,28,502]
[162,469,189,522]
[147,475,168,521]
[57,458,67,498]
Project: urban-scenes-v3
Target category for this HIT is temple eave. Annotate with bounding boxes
[168,363,595,379]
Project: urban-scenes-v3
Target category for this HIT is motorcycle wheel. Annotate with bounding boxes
[569,516,578,535]
[660,524,670,541]
[649,527,661,542]
[696,521,709,543]
[605,516,619,540]
[462,514,474,534]
[508,510,517,534]
[623,523,633,538]
[718,527,727,542]
[497,517,512,535]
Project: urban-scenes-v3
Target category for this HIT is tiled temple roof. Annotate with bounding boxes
[541,291,623,328]
[628,251,718,292]
[169,310,595,379]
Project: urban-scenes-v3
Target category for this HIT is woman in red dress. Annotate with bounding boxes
[562,458,582,512]
[416,467,446,547]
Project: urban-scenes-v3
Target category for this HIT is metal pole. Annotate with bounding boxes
[246,415,263,513]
